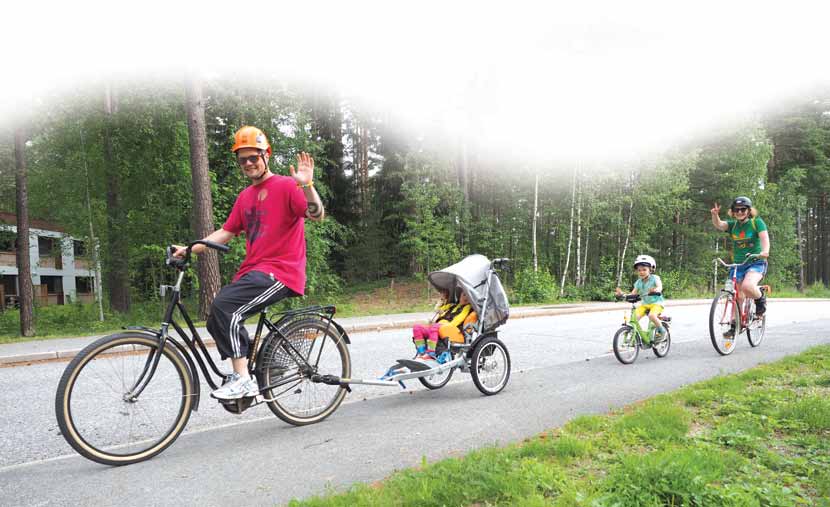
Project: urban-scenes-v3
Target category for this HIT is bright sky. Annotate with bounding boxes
[3,1,828,165]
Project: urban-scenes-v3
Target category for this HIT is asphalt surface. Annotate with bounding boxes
[0,300,828,506]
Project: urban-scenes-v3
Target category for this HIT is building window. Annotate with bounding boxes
[1,275,16,296]
[1,275,17,309]
[41,276,63,294]
[38,236,56,257]
[76,277,94,294]
[0,231,15,252]
[73,240,88,257]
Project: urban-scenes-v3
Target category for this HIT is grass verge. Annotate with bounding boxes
[291,345,830,506]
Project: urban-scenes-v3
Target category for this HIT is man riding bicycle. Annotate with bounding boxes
[174,126,324,400]
[710,196,770,337]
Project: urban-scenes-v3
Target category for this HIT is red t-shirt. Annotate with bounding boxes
[223,175,308,295]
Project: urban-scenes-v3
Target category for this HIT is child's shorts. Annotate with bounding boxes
[635,304,664,320]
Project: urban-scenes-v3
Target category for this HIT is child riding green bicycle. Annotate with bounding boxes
[615,254,667,342]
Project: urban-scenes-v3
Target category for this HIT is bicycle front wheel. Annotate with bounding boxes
[257,318,350,426]
[55,333,194,466]
[419,365,455,390]
[709,291,737,356]
[613,326,639,364]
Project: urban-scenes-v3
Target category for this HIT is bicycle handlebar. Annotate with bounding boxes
[492,258,511,271]
[715,253,763,269]
[615,292,662,303]
[166,240,230,270]
[194,240,230,253]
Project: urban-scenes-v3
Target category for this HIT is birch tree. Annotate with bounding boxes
[560,169,576,296]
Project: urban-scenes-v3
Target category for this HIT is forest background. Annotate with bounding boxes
[1,79,829,337]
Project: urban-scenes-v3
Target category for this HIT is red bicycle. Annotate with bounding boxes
[709,254,769,355]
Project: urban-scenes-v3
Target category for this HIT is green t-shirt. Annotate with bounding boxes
[634,274,665,305]
[725,217,768,263]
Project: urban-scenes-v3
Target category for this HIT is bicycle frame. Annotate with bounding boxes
[622,304,655,345]
[715,257,759,336]
[123,253,349,411]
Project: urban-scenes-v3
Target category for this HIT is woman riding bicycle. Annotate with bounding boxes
[710,196,770,337]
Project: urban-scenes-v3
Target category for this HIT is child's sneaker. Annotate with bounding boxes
[415,345,426,356]
[418,351,437,361]
[436,351,452,364]
[754,297,766,317]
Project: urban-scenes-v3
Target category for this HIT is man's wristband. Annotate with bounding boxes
[298,181,314,189]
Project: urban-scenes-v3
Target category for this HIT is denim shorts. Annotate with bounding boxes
[730,260,768,282]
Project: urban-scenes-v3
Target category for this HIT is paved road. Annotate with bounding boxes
[1,300,828,506]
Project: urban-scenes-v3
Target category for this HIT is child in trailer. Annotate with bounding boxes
[615,254,667,342]
[412,290,473,361]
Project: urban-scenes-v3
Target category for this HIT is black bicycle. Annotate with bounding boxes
[55,240,352,466]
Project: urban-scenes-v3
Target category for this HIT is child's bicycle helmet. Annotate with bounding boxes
[633,254,656,270]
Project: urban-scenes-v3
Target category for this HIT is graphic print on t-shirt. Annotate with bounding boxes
[732,228,754,250]
[244,208,266,244]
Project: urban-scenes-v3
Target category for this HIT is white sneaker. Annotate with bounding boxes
[211,374,259,400]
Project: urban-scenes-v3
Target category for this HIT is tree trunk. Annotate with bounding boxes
[458,139,470,202]
[532,172,538,272]
[796,206,805,291]
[14,128,35,336]
[103,84,131,312]
[78,124,104,321]
[807,205,816,285]
[360,124,370,216]
[575,170,582,287]
[582,227,590,287]
[560,169,576,297]
[616,194,634,288]
[185,78,222,320]
[823,192,829,285]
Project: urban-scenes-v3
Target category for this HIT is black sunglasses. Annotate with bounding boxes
[732,207,749,213]
[237,154,261,166]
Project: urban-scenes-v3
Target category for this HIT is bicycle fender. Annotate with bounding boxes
[328,318,351,345]
[121,329,201,412]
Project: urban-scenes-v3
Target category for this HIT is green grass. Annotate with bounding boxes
[290,345,830,506]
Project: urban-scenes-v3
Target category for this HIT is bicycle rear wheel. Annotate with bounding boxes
[469,336,511,395]
[652,323,671,358]
[55,333,194,466]
[709,291,737,356]
[613,326,639,364]
[257,318,350,426]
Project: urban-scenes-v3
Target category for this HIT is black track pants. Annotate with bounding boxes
[206,271,295,360]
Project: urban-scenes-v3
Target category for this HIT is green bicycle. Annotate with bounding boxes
[612,293,672,364]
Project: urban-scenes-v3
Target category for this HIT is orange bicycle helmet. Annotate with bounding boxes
[232,126,271,156]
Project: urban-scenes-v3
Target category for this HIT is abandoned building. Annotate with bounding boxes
[0,212,100,309]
